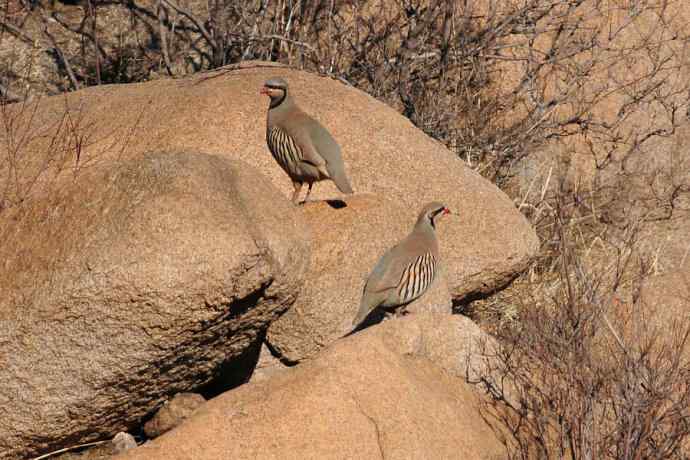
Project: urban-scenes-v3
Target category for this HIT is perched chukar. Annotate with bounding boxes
[351,202,451,332]
[260,77,354,204]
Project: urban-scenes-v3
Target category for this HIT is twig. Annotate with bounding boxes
[156,0,174,76]
[87,0,101,85]
[161,0,217,53]
[0,18,35,45]
[31,440,110,460]
[0,82,24,103]
[232,33,317,54]
[39,14,80,91]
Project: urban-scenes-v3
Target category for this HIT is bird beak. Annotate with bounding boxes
[260,87,269,95]
[443,207,452,215]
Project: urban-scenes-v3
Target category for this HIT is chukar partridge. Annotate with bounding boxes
[351,202,451,332]
[260,77,354,204]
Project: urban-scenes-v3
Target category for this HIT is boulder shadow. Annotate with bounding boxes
[198,333,264,399]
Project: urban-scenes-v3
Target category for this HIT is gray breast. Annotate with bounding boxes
[396,252,437,304]
[267,126,303,175]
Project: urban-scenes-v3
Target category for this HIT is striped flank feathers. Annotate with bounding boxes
[267,126,302,174]
[397,252,436,304]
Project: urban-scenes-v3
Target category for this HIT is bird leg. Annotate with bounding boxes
[301,182,314,204]
[291,181,303,205]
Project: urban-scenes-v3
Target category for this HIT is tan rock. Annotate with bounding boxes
[635,271,690,356]
[0,152,309,459]
[248,343,289,383]
[267,194,452,362]
[604,272,690,457]
[112,432,138,454]
[503,4,690,274]
[367,313,502,382]
[144,393,206,439]
[115,318,507,460]
[4,62,538,303]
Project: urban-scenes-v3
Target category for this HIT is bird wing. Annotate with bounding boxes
[363,238,418,295]
[279,110,353,193]
[281,112,328,168]
[304,117,342,167]
[305,118,354,193]
[353,239,421,328]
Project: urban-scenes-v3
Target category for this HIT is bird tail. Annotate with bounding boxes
[351,295,374,329]
[332,170,353,194]
[342,298,371,338]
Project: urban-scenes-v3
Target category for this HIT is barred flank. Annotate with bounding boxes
[267,126,303,172]
[397,252,436,303]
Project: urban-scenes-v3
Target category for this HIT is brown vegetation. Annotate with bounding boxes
[474,202,690,459]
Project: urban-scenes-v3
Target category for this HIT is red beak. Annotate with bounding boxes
[260,86,269,95]
[443,207,451,215]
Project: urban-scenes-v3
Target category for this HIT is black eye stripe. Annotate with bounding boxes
[430,208,444,219]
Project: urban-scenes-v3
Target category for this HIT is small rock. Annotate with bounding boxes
[112,432,137,454]
[144,393,206,439]
[250,343,289,383]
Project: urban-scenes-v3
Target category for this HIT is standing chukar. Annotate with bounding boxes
[351,202,451,332]
[260,77,354,204]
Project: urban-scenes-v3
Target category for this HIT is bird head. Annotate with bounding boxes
[260,77,289,107]
[417,201,452,230]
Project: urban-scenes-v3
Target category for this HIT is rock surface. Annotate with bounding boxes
[144,393,206,439]
[1,63,538,457]
[0,152,309,459]
[6,61,538,302]
[267,194,452,362]
[368,313,501,381]
[248,343,289,383]
[115,315,507,460]
[636,271,690,356]
[111,433,138,454]
[51,432,136,460]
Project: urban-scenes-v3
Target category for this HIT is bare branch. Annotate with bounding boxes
[38,14,80,91]
[160,0,217,54]
[156,0,174,76]
[0,82,24,103]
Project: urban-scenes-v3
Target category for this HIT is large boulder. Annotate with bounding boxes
[0,152,309,459]
[368,313,502,382]
[115,315,508,460]
[5,61,538,303]
[267,194,452,362]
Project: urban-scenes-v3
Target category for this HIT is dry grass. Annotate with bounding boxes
[470,191,690,458]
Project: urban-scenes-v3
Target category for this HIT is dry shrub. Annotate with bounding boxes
[3,1,687,166]
[471,194,690,459]
[2,3,687,258]
[0,91,146,213]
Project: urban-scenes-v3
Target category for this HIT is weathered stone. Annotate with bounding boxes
[144,393,206,439]
[115,318,507,460]
[112,433,137,454]
[0,152,309,459]
[4,62,538,303]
